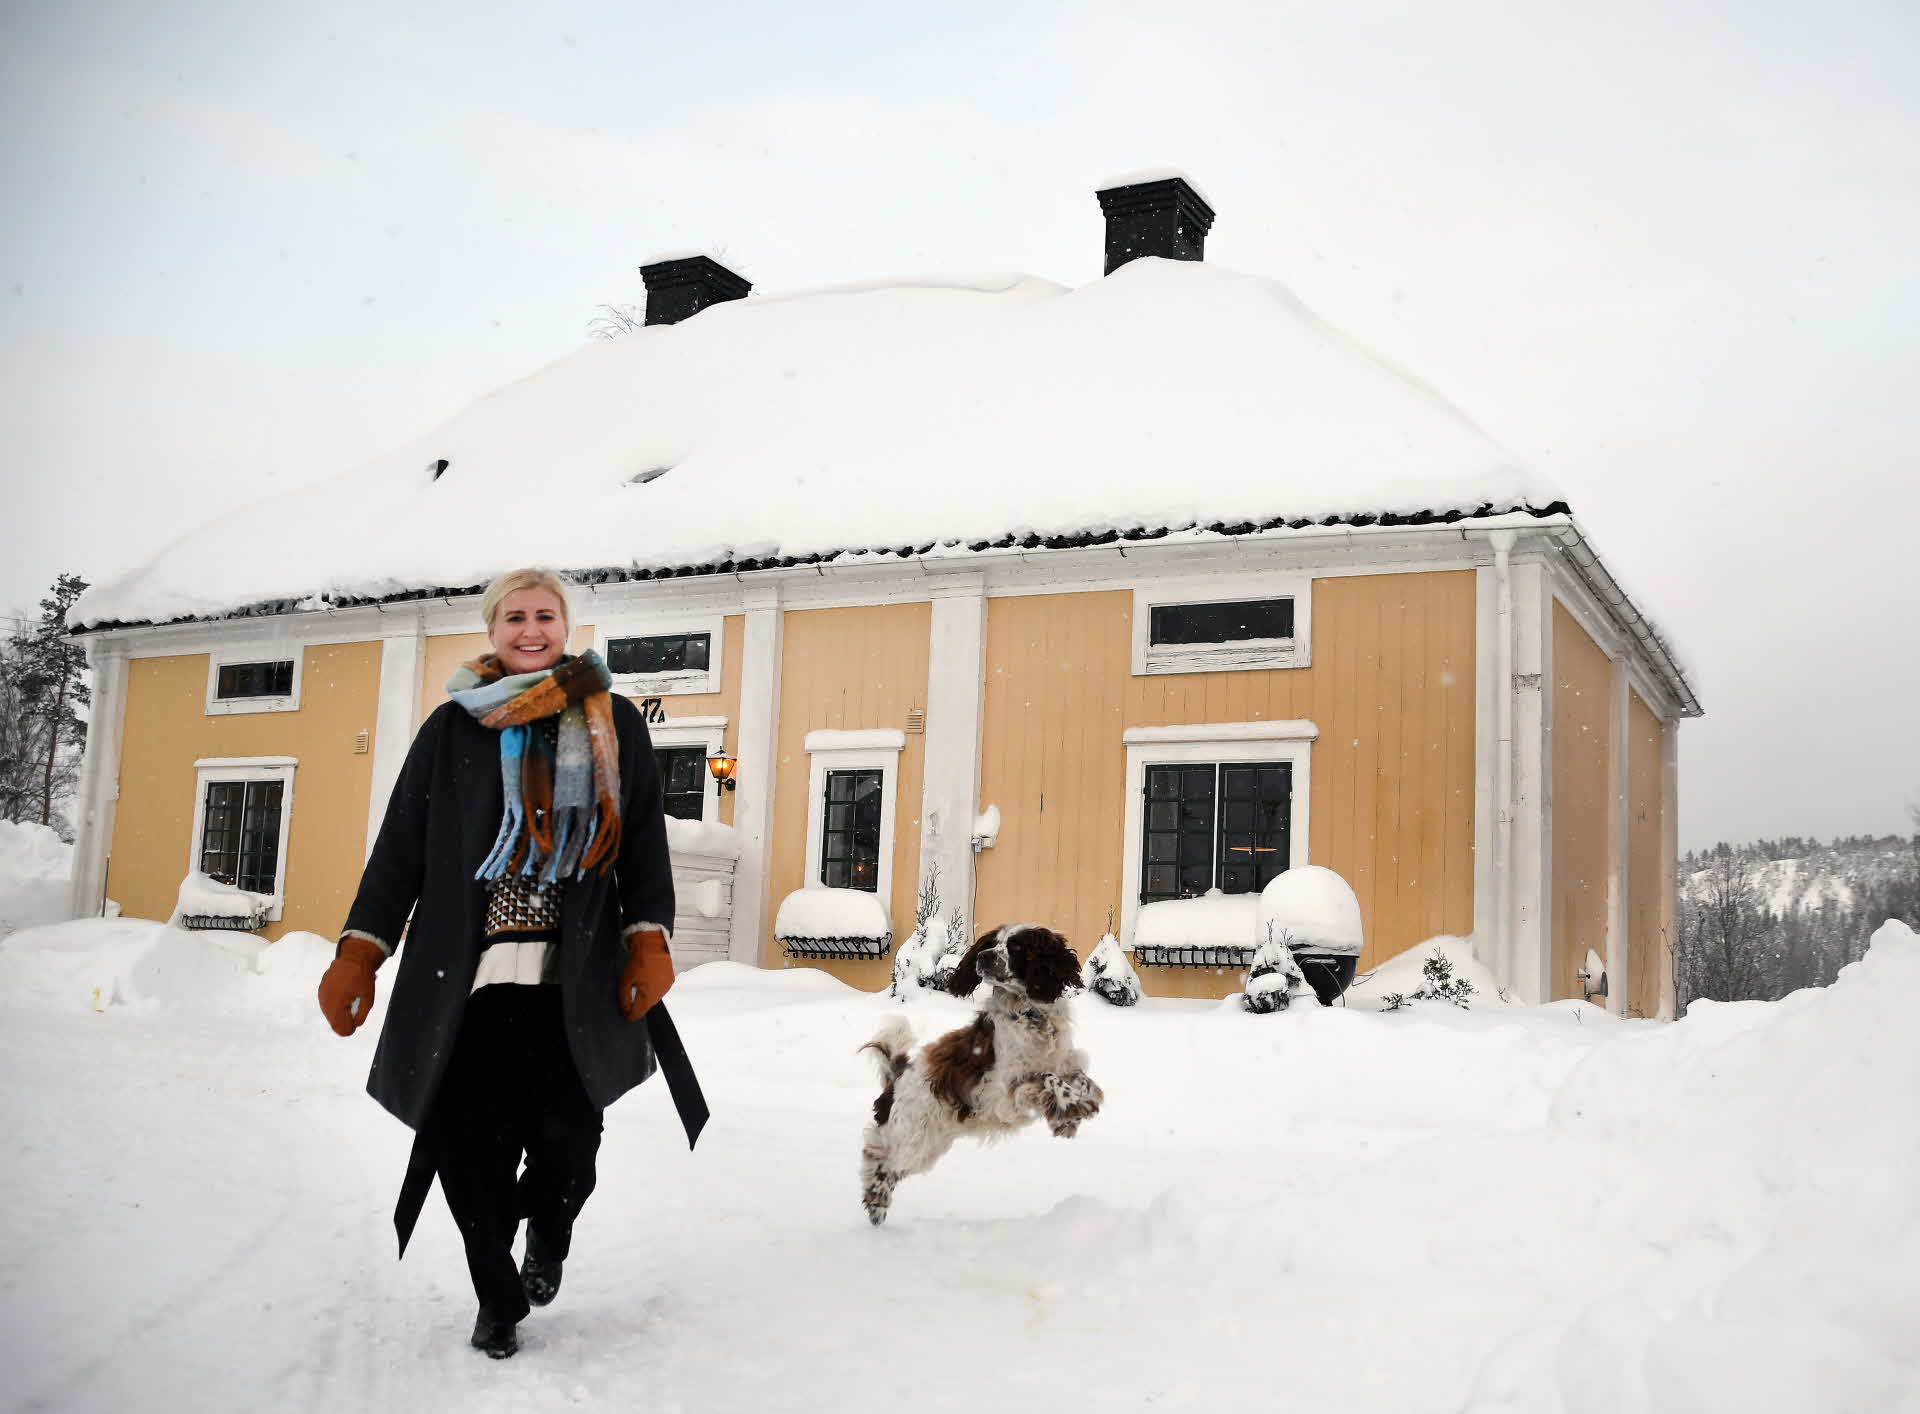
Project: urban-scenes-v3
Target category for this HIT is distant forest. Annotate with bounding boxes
[1675,831,1920,1011]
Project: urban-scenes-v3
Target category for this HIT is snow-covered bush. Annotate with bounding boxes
[1243,926,1309,1014]
[889,865,969,996]
[1382,953,1477,1012]
[1080,932,1141,1006]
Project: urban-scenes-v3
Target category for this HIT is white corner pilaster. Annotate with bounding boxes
[1508,556,1553,1003]
[1473,563,1499,977]
[919,575,987,946]
[728,586,784,966]
[1605,651,1631,1016]
[365,622,425,858]
[69,637,130,921]
[1659,718,1681,1020]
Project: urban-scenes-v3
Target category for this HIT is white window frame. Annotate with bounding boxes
[646,715,728,826]
[1119,722,1315,950]
[205,646,304,715]
[596,613,725,696]
[187,756,298,921]
[802,729,904,905]
[1131,574,1313,676]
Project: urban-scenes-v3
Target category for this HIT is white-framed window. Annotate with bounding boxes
[205,646,303,715]
[596,613,725,696]
[1131,575,1312,676]
[802,730,904,902]
[646,715,727,825]
[1119,722,1315,947]
[188,757,297,920]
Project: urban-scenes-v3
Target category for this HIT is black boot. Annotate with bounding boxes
[520,1228,564,1308]
[470,1306,519,1359]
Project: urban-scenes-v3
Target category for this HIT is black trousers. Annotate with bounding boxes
[428,984,603,1323]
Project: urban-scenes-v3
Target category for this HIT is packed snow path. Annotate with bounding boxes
[2,921,1917,1413]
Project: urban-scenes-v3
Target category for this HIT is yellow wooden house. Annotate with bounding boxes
[67,175,1699,1013]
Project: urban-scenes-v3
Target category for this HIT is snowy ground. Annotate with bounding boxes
[3,918,1918,1414]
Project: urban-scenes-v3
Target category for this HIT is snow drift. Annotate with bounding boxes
[2,915,1914,1412]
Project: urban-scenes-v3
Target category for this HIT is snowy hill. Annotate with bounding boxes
[3,915,1918,1411]
[1677,834,1918,1006]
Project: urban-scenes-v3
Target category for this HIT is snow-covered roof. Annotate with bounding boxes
[74,257,1561,630]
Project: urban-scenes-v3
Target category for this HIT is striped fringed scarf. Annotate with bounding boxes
[445,651,623,885]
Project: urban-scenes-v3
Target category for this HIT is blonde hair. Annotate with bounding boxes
[481,567,572,631]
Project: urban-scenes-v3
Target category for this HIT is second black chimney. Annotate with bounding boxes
[1094,174,1215,275]
[639,254,752,327]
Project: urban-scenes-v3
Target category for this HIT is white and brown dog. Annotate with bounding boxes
[859,924,1104,1226]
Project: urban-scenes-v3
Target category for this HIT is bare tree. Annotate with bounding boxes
[1677,848,1770,1006]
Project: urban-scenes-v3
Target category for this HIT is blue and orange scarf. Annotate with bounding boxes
[446,651,622,884]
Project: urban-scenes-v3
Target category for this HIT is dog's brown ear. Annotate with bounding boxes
[1024,928,1083,1004]
[947,928,999,998]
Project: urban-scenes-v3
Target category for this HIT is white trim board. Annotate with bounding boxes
[187,757,298,922]
[593,611,727,697]
[647,715,729,825]
[204,645,304,715]
[1118,726,1314,952]
[801,737,904,922]
[1130,573,1313,676]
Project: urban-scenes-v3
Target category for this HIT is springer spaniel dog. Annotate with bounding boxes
[859,924,1105,1226]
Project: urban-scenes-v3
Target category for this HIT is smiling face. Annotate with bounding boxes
[488,586,568,674]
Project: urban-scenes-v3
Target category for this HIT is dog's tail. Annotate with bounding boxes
[860,1014,916,1085]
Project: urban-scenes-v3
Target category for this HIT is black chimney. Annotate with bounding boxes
[639,254,752,327]
[1094,174,1215,276]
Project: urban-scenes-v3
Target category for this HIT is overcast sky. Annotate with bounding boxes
[3,0,1915,851]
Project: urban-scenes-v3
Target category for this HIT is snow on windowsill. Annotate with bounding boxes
[774,886,890,942]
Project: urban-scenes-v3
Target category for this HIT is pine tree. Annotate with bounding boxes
[1,574,90,835]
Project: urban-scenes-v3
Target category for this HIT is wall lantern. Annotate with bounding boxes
[706,750,739,793]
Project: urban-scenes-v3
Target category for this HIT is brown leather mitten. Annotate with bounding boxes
[318,935,386,1036]
[618,928,674,1021]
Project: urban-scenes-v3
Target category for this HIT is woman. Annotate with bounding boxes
[317,568,706,1360]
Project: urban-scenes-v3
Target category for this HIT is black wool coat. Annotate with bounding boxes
[343,691,678,1130]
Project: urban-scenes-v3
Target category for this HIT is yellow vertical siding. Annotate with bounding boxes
[1627,691,1667,1018]
[108,643,382,940]
[1552,601,1612,1002]
[976,572,1478,999]
[766,602,931,988]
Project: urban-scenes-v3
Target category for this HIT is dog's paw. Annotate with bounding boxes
[862,1168,897,1226]
[1041,1071,1103,1134]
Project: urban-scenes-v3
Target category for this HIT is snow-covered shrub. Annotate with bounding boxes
[925,910,969,991]
[1382,953,1478,1012]
[889,866,970,996]
[1081,932,1141,1006]
[1243,926,1308,1014]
